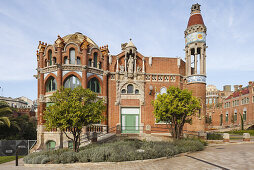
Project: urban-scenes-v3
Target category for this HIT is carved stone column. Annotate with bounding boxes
[200,47,204,75]
[82,49,88,89]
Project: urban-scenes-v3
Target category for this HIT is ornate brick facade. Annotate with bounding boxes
[35,3,207,149]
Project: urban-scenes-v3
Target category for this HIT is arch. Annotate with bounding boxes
[88,77,101,93]
[62,71,82,85]
[46,140,56,150]
[63,42,81,54]
[43,45,56,57]
[45,76,57,92]
[44,73,57,84]
[63,75,81,89]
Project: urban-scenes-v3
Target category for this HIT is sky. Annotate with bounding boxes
[0,0,253,100]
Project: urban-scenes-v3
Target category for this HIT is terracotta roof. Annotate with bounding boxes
[225,87,249,100]
[187,14,205,27]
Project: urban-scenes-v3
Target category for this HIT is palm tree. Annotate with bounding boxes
[0,101,20,130]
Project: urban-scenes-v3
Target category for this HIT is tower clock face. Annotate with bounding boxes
[185,32,206,45]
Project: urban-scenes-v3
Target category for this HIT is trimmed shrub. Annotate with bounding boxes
[207,133,223,140]
[25,139,204,164]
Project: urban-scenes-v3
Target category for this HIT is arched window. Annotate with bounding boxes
[46,77,56,92]
[46,140,56,150]
[94,52,98,68]
[127,84,133,94]
[234,110,237,122]
[64,56,68,64]
[77,57,81,65]
[69,48,75,64]
[64,75,81,89]
[99,62,102,69]
[121,89,126,94]
[88,77,101,93]
[48,50,52,66]
[45,59,47,67]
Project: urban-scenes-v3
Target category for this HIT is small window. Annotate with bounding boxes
[88,59,92,67]
[99,62,102,69]
[127,84,133,94]
[64,56,68,64]
[46,77,57,92]
[121,89,126,94]
[53,57,56,65]
[234,112,237,122]
[135,89,139,94]
[77,57,81,65]
[45,59,47,67]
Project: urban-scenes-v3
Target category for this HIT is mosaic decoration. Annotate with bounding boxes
[187,75,206,83]
[185,32,206,45]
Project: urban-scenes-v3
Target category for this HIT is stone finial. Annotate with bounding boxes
[80,37,89,50]
[223,133,230,142]
[100,45,110,56]
[38,41,46,53]
[149,56,152,66]
[243,133,250,142]
[55,35,65,48]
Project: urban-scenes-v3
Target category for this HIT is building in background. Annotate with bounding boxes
[206,82,254,129]
[34,4,208,150]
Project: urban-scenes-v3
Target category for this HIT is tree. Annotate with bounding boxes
[0,101,20,129]
[44,86,105,152]
[152,86,201,139]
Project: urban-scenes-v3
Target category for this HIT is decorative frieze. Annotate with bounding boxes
[41,65,57,73]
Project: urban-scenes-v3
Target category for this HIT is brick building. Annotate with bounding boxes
[35,4,208,149]
[206,82,254,129]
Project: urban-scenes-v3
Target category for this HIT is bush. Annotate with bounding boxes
[207,133,223,140]
[25,139,204,164]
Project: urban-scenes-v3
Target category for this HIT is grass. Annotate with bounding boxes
[226,130,254,136]
[0,156,23,164]
[24,138,205,164]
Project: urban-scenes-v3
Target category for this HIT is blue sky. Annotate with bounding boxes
[0,0,253,100]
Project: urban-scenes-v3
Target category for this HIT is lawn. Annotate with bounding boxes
[226,130,254,136]
[0,156,23,164]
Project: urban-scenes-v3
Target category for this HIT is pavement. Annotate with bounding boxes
[1,143,254,170]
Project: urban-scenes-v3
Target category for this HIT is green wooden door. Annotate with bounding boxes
[121,108,139,133]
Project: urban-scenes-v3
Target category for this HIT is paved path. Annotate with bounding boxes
[1,143,254,170]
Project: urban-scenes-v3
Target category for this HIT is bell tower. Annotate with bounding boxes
[185,3,207,132]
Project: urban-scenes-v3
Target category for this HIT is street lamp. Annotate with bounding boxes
[149,85,153,95]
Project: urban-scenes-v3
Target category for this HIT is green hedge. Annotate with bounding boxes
[24,139,204,164]
[207,133,223,140]
[227,130,254,136]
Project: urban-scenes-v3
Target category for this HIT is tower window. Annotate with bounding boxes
[69,48,75,64]
[94,52,98,68]
[135,89,139,94]
[48,50,52,66]
[121,89,126,94]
